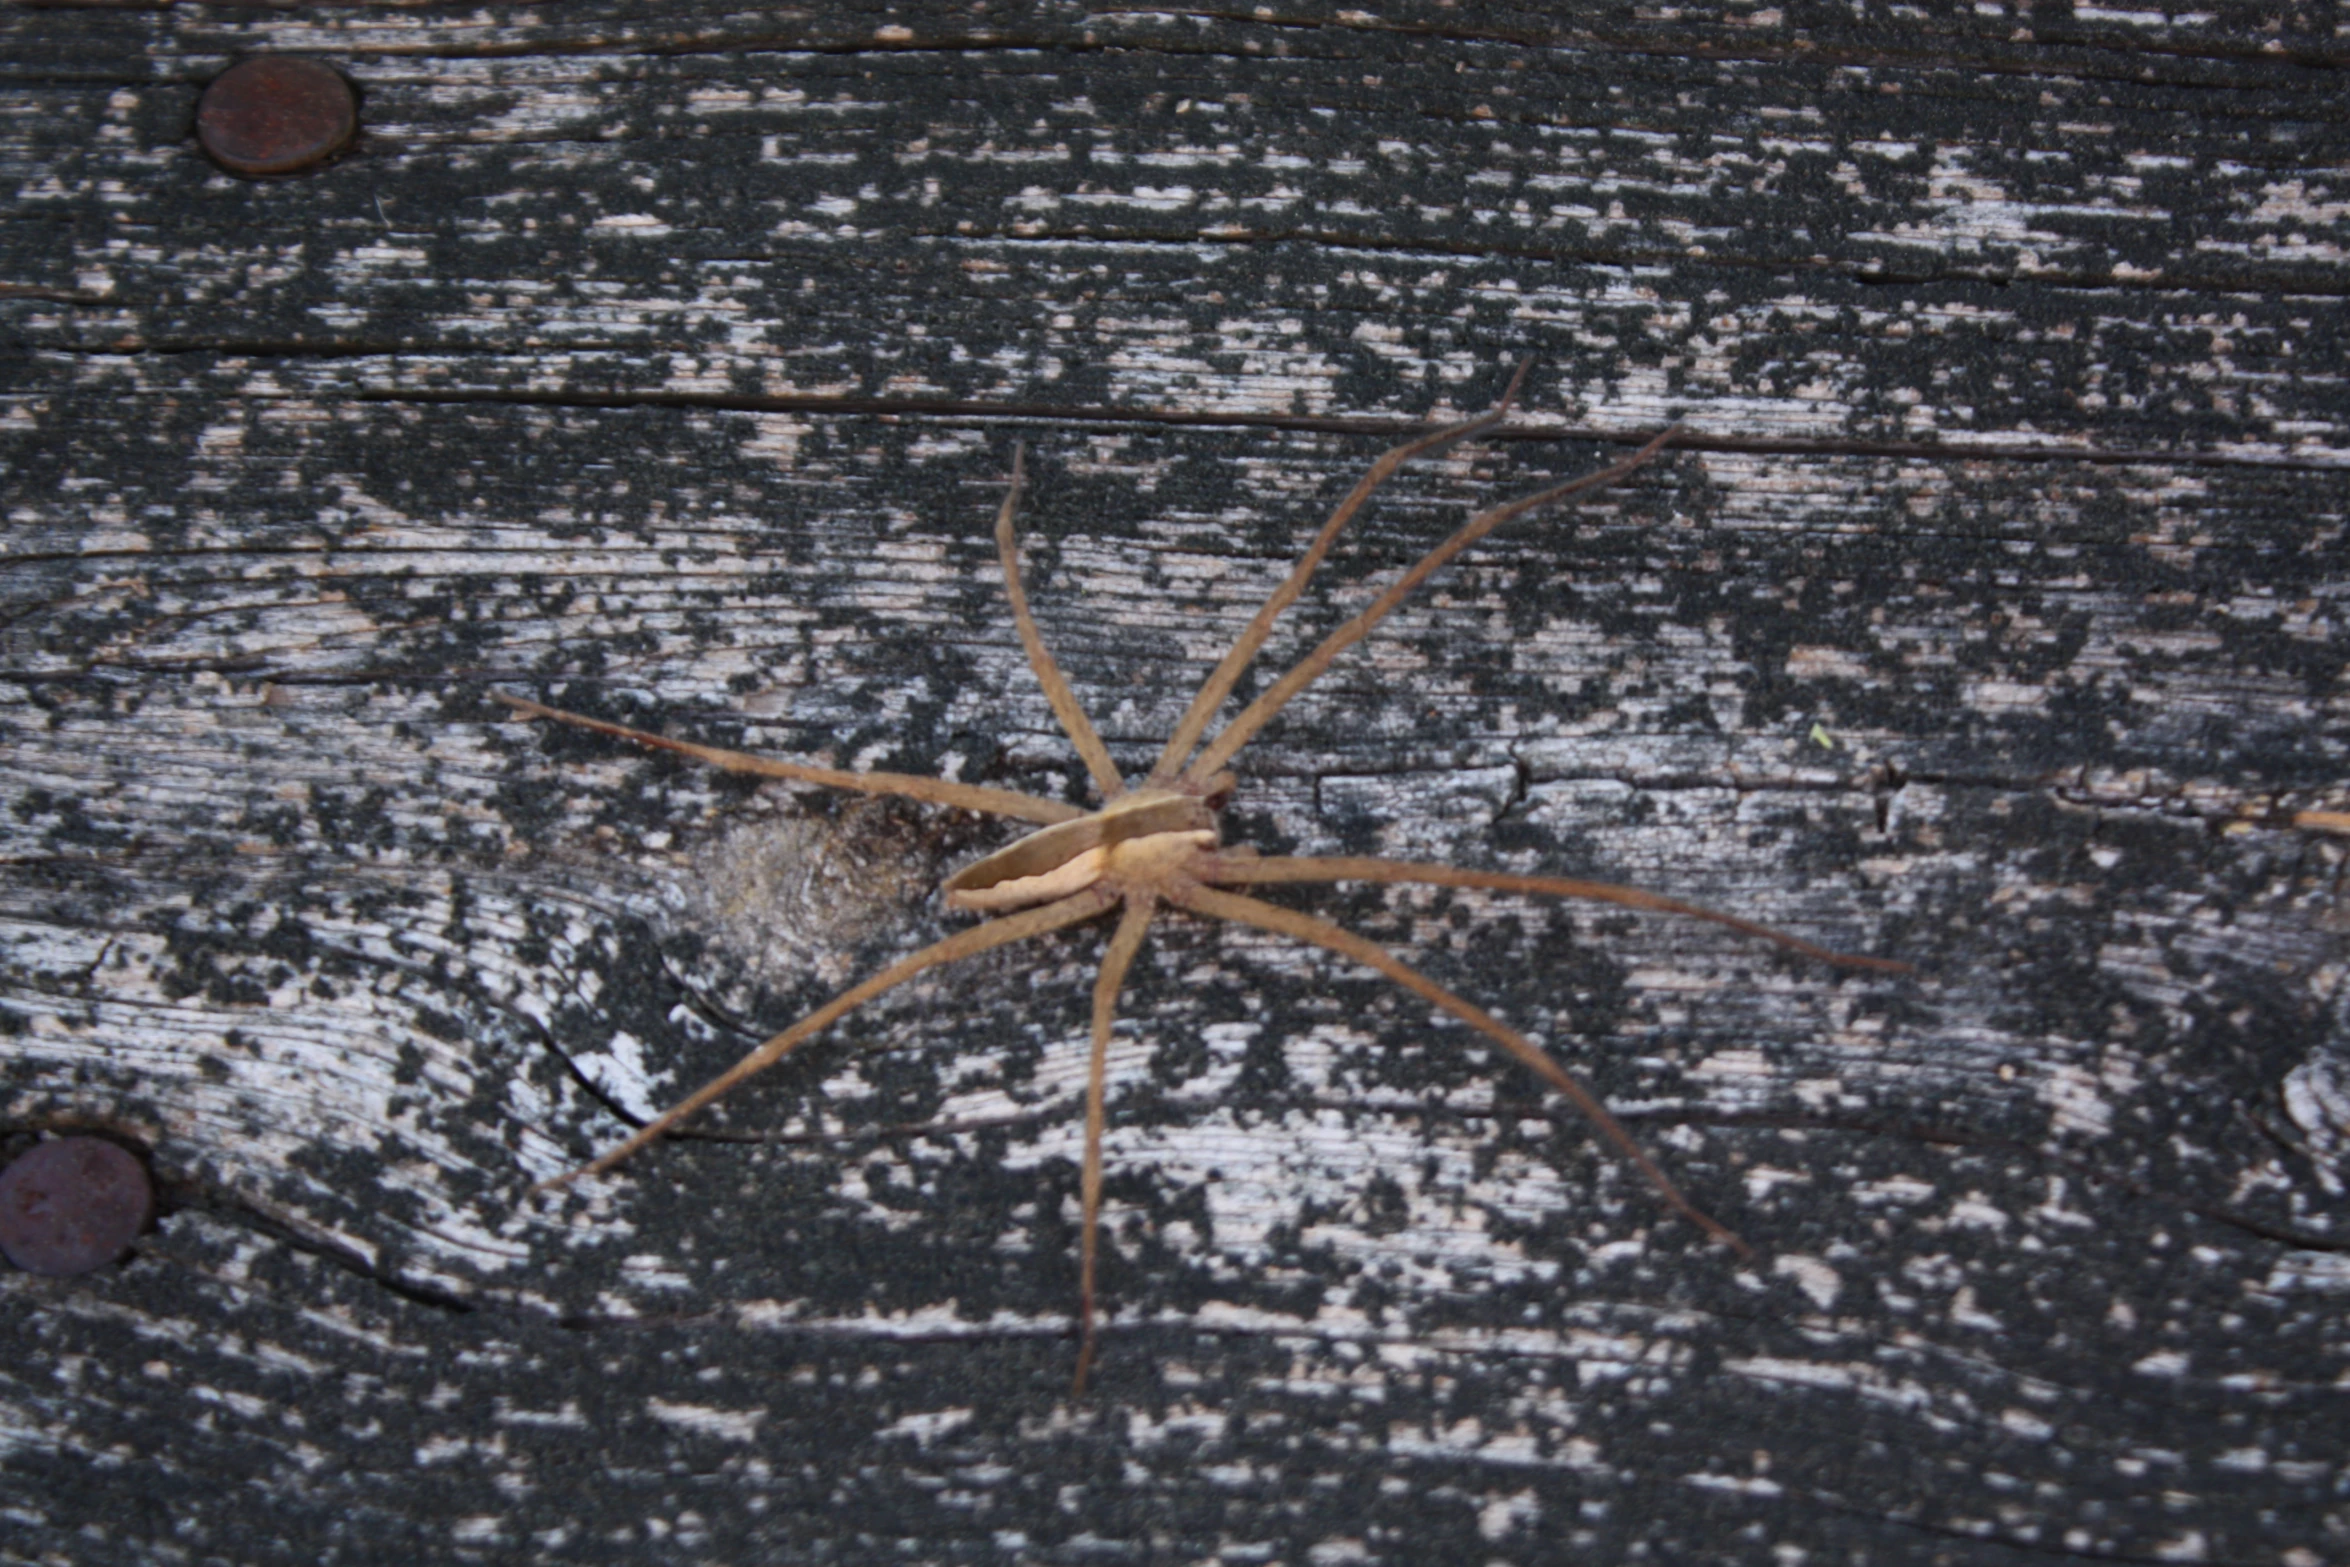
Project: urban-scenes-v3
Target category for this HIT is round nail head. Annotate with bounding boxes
[197,56,357,177]
[0,1137,154,1276]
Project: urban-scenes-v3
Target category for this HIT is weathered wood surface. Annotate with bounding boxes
[3,4,2346,1562]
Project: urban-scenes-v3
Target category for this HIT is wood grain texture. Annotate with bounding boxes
[3,4,2345,1563]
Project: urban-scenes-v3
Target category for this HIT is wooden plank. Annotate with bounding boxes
[2,4,2345,1563]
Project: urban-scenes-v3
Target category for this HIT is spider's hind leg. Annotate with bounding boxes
[1168,879,1753,1259]
[1202,852,1911,974]
[1073,896,1157,1394]
[534,888,1115,1191]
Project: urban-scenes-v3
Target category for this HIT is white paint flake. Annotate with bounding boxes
[1772,1254,1843,1310]
[878,1408,974,1447]
[2037,1063,2115,1137]
[646,1399,766,1443]
[1477,1488,1541,1541]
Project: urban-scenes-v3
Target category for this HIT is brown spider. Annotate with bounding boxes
[501,366,1907,1390]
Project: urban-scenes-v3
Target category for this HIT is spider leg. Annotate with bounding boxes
[536,886,1116,1191]
[495,693,1082,826]
[1200,854,1910,974]
[1168,880,1753,1260]
[994,444,1127,801]
[1073,895,1157,1395]
[1181,426,1679,788]
[1146,361,1533,787]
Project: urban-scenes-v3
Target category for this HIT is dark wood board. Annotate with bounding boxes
[3,4,2346,1564]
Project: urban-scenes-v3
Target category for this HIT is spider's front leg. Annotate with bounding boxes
[493,692,1081,825]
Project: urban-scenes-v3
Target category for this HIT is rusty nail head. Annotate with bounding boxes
[0,1137,155,1276]
[197,56,357,177]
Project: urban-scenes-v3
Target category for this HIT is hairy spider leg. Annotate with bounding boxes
[1179,425,1680,787]
[996,443,1127,801]
[1075,896,1157,1393]
[530,889,1112,1191]
[1172,856,1913,1261]
[1209,855,1912,976]
[1146,361,1534,787]
[491,693,1081,826]
[1170,878,1754,1257]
